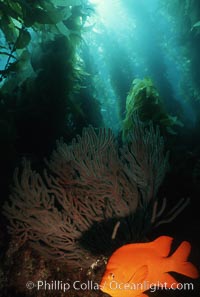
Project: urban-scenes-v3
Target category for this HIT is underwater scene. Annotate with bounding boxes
[0,0,200,296]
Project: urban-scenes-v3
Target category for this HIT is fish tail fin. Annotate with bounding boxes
[170,241,199,279]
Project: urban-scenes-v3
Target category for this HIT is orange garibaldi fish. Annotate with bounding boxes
[100,236,199,297]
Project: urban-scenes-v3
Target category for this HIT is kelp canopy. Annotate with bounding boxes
[0,0,86,76]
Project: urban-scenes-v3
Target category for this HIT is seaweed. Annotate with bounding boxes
[0,0,103,203]
[122,78,183,140]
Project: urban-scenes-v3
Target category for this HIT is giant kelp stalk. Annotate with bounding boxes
[159,0,200,103]
[3,118,168,267]
[0,0,103,205]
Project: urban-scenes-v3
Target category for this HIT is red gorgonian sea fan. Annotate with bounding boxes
[3,119,168,267]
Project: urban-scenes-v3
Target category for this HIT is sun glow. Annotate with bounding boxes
[88,0,136,34]
[89,0,100,3]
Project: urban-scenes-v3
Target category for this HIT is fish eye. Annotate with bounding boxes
[109,273,115,279]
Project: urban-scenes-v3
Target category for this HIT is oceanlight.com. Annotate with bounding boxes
[101,280,195,292]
